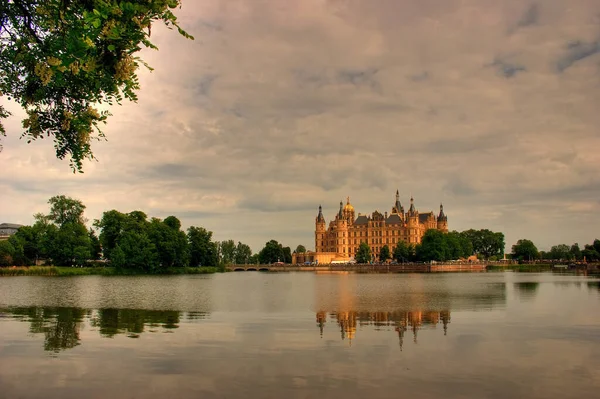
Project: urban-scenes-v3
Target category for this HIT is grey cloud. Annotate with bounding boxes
[408,71,430,82]
[556,40,600,72]
[195,74,219,96]
[293,69,331,88]
[418,132,509,155]
[336,68,380,90]
[487,57,526,78]
[509,3,540,34]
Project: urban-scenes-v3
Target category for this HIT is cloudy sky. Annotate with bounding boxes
[1,0,600,253]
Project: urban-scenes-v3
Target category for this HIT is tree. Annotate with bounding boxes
[355,242,371,264]
[47,195,87,226]
[549,244,571,261]
[187,226,217,267]
[570,243,582,261]
[393,241,410,263]
[48,222,91,266]
[418,229,449,262]
[511,239,539,262]
[379,245,391,262]
[234,242,252,264]
[258,240,285,264]
[0,1,194,171]
[89,228,102,260]
[147,216,188,269]
[94,209,127,259]
[295,245,306,253]
[282,246,292,263]
[0,240,15,266]
[219,239,236,265]
[460,229,504,259]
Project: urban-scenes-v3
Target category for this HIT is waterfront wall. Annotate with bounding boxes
[227,263,487,273]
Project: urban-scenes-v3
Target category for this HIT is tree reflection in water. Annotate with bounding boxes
[1,307,192,352]
[4,307,87,353]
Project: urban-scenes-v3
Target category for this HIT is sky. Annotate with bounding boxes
[1,0,600,253]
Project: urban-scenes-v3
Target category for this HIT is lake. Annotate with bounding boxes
[1,272,599,398]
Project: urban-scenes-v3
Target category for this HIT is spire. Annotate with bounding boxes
[438,203,447,221]
[347,196,350,205]
[338,200,343,218]
[409,196,416,215]
[393,189,402,214]
[317,205,324,222]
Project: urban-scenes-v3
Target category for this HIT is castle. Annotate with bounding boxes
[293,191,448,264]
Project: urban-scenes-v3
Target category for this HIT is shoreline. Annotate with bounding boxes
[0,266,221,277]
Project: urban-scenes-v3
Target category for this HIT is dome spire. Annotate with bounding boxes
[438,203,447,221]
[409,195,416,215]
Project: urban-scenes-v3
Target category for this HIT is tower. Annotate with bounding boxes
[335,200,349,255]
[391,189,404,217]
[407,196,419,244]
[315,205,326,252]
[437,203,448,233]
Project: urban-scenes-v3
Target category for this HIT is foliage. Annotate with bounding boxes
[355,242,371,264]
[282,246,292,263]
[379,244,391,262]
[0,240,15,266]
[234,242,252,264]
[219,239,236,265]
[393,240,411,263]
[549,244,572,261]
[187,226,218,267]
[0,0,194,171]
[47,195,87,226]
[460,229,504,259]
[511,239,539,262]
[89,228,102,260]
[295,245,306,253]
[48,222,91,266]
[258,240,285,264]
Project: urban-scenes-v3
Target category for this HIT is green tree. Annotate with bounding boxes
[295,245,306,253]
[47,195,86,226]
[48,222,92,266]
[89,228,102,260]
[234,242,252,264]
[187,226,218,267]
[94,209,127,259]
[393,241,410,263]
[148,216,188,269]
[417,229,450,262]
[379,245,391,262]
[355,242,371,264]
[282,246,292,263]
[219,239,236,265]
[461,229,504,259]
[511,239,539,262]
[549,244,571,261]
[570,243,582,261]
[258,240,285,264]
[0,1,194,170]
[0,240,15,266]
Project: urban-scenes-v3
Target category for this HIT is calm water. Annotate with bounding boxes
[0,272,599,398]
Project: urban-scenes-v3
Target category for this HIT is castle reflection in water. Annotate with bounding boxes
[317,310,450,349]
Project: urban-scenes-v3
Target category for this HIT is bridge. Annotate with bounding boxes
[225,263,487,273]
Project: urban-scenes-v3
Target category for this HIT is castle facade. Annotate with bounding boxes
[293,191,447,264]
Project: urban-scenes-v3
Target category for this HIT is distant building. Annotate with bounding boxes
[0,223,23,240]
[293,191,448,264]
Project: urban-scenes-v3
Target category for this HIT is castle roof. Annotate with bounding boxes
[0,223,23,229]
[354,215,369,225]
[385,214,402,225]
[419,213,433,223]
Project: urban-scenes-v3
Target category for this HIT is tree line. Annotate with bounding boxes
[511,239,600,262]
[0,195,286,270]
[355,229,505,263]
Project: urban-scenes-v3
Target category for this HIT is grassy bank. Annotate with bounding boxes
[487,264,556,272]
[0,266,221,277]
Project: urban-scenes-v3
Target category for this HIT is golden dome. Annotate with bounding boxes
[343,196,354,211]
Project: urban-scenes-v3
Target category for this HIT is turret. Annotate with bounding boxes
[437,203,448,233]
[315,205,326,252]
[392,189,404,216]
